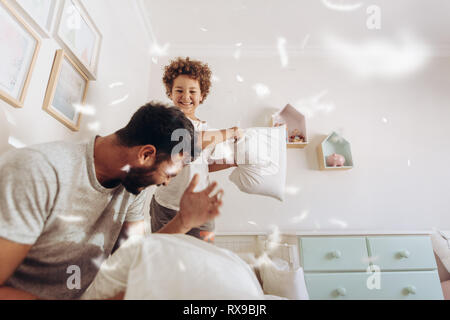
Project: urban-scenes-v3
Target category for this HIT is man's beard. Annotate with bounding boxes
[122,166,158,195]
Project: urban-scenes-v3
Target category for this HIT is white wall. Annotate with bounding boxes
[0,0,152,154]
[148,50,450,234]
[2,0,449,234]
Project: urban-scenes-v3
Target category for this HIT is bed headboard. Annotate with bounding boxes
[214,234,300,269]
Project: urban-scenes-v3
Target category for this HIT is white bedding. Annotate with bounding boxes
[81,234,265,300]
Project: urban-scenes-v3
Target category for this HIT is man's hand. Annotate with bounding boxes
[178,174,224,231]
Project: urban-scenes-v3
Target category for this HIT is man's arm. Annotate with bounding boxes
[0,238,37,300]
[155,214,190,235]
[0,150,58,300]
[156,174,223,234]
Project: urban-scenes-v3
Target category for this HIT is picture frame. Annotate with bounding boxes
[42,49,89,131]
[54,0,102,80]
[9,0,59,38]
[0,0,41,108]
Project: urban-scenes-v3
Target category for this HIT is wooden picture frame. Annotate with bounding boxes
[0,0,41,108]
[10,0,59,38]
[42,49,89,131]
[54,0,102,80]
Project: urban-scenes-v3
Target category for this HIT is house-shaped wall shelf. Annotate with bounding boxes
[317,132,353,170]
[272,104,308,149]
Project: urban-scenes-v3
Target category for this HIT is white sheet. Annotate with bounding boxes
[81,234,265,300]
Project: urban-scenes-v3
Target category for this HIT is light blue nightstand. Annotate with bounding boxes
[299,235,443,300]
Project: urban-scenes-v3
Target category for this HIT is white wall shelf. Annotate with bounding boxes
[317,131,353,170]
[272,104,308,149]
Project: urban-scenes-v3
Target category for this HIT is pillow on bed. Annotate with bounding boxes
[212,126,286,201]
[259,257,309,300]
[81,235,142,300]
[81,234,264,300]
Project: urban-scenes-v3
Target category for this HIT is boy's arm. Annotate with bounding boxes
[201,127,243,150]
[208,163,237,172]
[0,238,38,300]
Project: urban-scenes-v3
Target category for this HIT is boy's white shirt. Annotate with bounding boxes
[154,118,211,211]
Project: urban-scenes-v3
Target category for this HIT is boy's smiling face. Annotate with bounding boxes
[170,75,203,118]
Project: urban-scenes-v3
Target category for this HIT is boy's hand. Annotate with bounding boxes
[178,174,224,231]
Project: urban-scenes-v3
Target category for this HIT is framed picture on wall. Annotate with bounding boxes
[9,0,59,38]
[54,0,102,80]
[42,49,89,131]
[0,0,41,108]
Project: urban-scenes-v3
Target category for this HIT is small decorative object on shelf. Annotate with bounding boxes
[317,132,353,170]
[289,129,305,143]
[271,104,308,149]
[326,153,346,167]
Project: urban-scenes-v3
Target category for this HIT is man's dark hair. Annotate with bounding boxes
[115,101,199,162]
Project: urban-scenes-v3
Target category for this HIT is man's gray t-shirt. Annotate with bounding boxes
[0,137,148,299]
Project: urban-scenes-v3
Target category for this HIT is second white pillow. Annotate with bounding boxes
[228,126,287,201]
[259,257,309,300]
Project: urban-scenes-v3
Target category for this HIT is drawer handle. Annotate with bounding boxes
[330,250,342,259]
[336,287,347,296]
[405,286,417,295]
[398,250,411,259]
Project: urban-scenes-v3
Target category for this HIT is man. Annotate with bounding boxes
[0,101,223,299]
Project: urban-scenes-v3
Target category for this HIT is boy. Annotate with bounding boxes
[150,57,241,242]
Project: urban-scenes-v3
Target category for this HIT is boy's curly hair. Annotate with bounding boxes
[163,57,212,104]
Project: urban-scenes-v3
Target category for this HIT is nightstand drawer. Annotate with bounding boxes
[305,271,443,300]
[374,271,443,300]
[305,273,372,300]
[367,236,437,270]
[300,237,369,272]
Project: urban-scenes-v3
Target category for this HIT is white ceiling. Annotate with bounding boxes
[138,0,450,56]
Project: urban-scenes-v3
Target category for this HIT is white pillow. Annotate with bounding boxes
[236,252,258,265]
[81,234,264,300]
[81,235,143,300]
[259,257,309,300]
[226,126,287,201]
[209,138,236,164]
[235,252,264,286]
